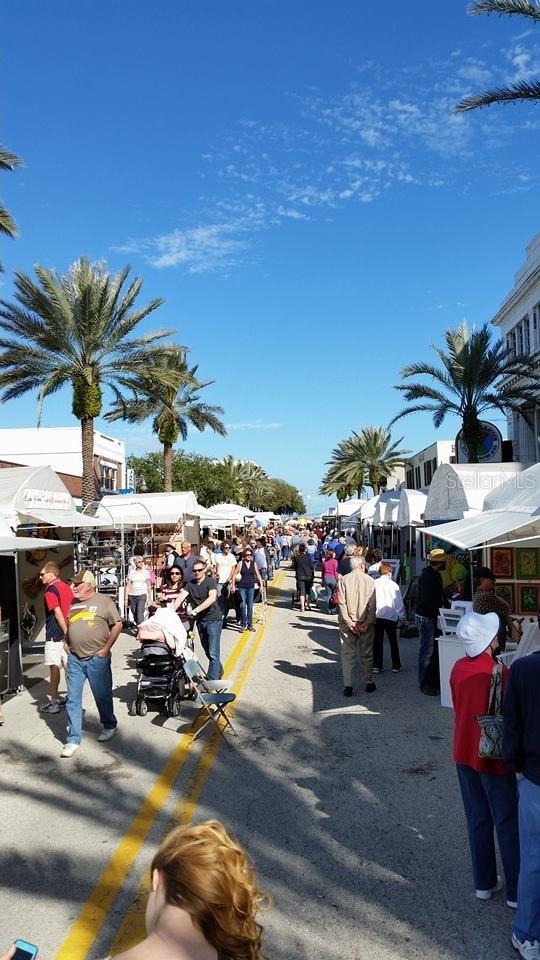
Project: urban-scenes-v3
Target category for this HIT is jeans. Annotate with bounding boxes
[238,587,255,628]
[218,582,230,625]
[374,618,401,670]
[274,548,281,568]
[128,594,147,626]
[281,545,289,560]
[514,776,540,944]
[323,577,336,611]
[456,764,519,902]
[66,652,117,744]
[197,619,223,680]
[416,614,439,689]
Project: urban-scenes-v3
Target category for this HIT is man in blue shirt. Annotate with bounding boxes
[503,651,540,959]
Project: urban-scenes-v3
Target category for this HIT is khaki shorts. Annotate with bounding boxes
[44,640,67,667]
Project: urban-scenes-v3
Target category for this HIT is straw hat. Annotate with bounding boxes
[456,611,499,658]
[427,547,449,563]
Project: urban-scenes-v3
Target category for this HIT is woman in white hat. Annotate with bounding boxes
[450,612,519,912]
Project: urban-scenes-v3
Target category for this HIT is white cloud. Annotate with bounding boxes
[225,420,283,431]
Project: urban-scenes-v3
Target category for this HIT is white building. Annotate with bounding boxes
[405,440,455,491]
[491,234,540,465]
[0,426,125,501]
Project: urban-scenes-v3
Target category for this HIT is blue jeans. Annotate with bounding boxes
[456,764,519,902]
[514,776,540,943]
[238,587,255,628]
[197,619,223,680]
[323,578,336,611]
[416,614,438,689]
[281,545,289,560]
[66,652,117,744]
[274,548,281,568]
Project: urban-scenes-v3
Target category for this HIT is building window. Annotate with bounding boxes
[100,464,117,491]
[406,468,414,489]
[414,466,421,489]
[534,307,539,351]
[524,316,531,354]
[517,322,524,355]
[424,460,432,486]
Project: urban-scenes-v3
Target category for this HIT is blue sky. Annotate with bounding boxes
[3,1,540,513]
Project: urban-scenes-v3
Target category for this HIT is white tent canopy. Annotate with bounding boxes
[0,465,96,529]
[371,492,401,527]
[198,503,255,526]
[424,463,523,523]
[397,488,428,528]
[337,498,366,518]
[423,463,540,549]
[88,491,200,527]
[354,496,381,523]
[0,514,67,552]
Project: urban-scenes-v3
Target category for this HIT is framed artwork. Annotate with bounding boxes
[491,547,514,579]
[516,548,539,580]
[518,583,539,615]
[494,583,514,611]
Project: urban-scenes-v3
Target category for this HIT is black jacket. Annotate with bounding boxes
[416,565,443,620]
[293,553,314,581]
[503,651,540,786]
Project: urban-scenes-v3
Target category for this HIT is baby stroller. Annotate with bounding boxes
[129,607,194,718]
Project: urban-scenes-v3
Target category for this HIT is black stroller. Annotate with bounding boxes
[129,639,193,718]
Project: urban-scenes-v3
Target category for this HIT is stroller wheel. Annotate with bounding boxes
[128,699,137,716]
[137,699,148,717]
[168,694,182,718]
[177,676,186,700]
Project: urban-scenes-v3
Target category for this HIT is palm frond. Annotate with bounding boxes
[456,79,540,112]
[468,0,540,21]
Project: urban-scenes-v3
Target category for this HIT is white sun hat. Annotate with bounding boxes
[456,611,500,658]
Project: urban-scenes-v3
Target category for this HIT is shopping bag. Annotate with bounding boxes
[476,662,503,760]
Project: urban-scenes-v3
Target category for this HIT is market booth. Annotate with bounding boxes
[422,462,540,706]
[197,502,255,538]
[82,491,202,607]
[397,488,428,581]
[0,465,97,693]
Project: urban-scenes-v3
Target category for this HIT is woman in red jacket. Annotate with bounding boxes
[450,611,519,910]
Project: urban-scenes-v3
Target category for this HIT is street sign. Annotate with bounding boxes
[118,488,134,495]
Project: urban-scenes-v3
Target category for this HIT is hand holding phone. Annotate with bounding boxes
[12,940,39,960]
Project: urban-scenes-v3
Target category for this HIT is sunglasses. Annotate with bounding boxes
[170,571,181,576]
[244,552,253,557]
[193,567,205,573]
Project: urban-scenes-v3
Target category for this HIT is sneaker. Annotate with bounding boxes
[97,726,117,743]
[40,699,60,714]
[343,686,353,697]
[365,682,377,693]
[476,878,503,900]
[373,667,382,674]
[507,900,518,909]
[420,686,439,696]
[511,934,540,959]
[248,626,256,632]
[392,667,402,673]
[60,742,80,758]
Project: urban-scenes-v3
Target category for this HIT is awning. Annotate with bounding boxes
[422,511,540,550]
[19,507,98,528]
[397,488,428,528]
[0,535,69,552]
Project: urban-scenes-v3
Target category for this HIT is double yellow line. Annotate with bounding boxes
[55,573,283,960]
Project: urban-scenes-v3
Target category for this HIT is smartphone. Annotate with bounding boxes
[13,941,38,960]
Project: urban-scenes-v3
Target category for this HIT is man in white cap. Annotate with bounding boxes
[415,547,447,695]
[450,613,519,929]
[61,570,123,759]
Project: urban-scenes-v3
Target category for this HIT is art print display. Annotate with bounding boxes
[518,583,539,615]
[491,548,514,580]
[516,548,539,580]
[494,583,514,611]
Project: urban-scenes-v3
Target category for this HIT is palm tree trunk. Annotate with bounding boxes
[462,414,482,464]
[163,442,173,491]
[81,417,96,507]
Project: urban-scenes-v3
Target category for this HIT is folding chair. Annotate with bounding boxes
[182,658,237,743]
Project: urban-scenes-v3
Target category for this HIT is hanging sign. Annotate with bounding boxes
[455,421,503,464]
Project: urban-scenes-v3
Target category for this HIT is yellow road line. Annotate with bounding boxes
[53,621,256,960]
[109,572,284,953]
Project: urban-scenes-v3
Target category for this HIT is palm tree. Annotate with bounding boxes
[320,427,410,497]
[0,147,22,271]
[105,353,226,491]
[237,461,273,510]
[391,322,540,462]
[220,455,248,503]
[0,258,177,505]
[455,1,540,112]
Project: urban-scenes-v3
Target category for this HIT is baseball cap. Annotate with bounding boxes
[71,570,96,586]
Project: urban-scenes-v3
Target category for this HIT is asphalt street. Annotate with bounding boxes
[0,568,517,960]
